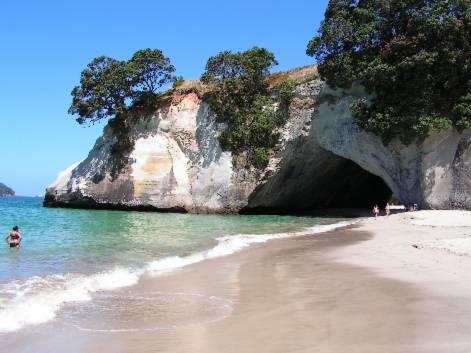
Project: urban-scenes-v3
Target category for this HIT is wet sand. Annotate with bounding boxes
[3,212,471,353]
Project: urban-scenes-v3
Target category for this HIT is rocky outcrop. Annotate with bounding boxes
[243,81,392,212]
[311,83,471,210]
[44,71,471,212]
[0,183,14,196]
[44,91,259,213]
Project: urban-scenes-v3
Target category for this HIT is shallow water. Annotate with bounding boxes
[0,196,353,333]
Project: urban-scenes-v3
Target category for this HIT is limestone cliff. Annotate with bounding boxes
[44,90,259,213]
[44,68,471,212]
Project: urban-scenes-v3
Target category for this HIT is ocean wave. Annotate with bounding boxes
[0,219,357,333]
[0,269,140,333]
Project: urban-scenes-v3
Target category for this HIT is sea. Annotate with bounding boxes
[0,196,355,333]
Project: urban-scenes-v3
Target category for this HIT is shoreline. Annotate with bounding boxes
[0,217,356,334]
[3,211,471,352]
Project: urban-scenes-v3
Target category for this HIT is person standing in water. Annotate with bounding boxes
[372,205,380,219]
[4,226,21,248]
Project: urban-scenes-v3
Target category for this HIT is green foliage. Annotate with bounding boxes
[128,49,175,95]
[201,47,278,117]
[172,75,185,88]
[108,117,132,155]
[253,147,272,168]
[272,78,296,107]
[453,81,471,130]
[69,56,130,124]
[307,0,471,143]
[69,49,175,125]
[202,47,281,167]
[414,114,452,138]
[218,96,281,150]
[108,116,134,180]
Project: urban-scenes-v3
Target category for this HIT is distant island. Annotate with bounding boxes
[0,183,15,196]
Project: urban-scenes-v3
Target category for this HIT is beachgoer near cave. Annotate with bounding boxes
[385,202,391,216]
[4,226,21,248]
[372,205,380,219]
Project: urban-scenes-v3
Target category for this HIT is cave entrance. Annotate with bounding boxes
[241,148,392,214]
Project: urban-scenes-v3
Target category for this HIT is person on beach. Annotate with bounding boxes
[372,205,380,219]
[4,226,21,248]
[385,203,391,216]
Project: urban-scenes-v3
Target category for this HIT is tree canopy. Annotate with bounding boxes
[201,47,281,166]
[307,0,471,143]
[69,49,175,124]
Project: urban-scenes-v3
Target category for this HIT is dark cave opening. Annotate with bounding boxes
[241,153,392,215]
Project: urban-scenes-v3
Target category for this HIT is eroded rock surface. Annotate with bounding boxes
[311,83,471,209]
[45,74,470,213]
[45,92,257,213]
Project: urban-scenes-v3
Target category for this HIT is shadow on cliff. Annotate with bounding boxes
[241,148,392,215]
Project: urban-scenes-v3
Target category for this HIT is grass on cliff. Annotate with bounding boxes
[267,65,318,87]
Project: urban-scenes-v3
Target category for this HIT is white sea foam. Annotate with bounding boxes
[146,220,357,276]
[0,269,140,333]
[0,220,357,333]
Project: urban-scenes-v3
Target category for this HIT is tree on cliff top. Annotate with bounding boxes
[69,49,175,124]
[307,0,471,143]
[128,49,175,108]
[201,47,280,167]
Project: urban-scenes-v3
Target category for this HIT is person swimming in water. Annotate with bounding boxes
[4,226,21,248]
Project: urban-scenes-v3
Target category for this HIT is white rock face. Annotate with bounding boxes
[45,79,471,213]
[312,82,471,209]
[45,92,252,213]
[48,161,82,192]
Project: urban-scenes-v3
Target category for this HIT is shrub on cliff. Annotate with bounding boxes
[172,76,185,88]
[201,47,281,167]
[69,49,175,124]
[307,0,471,143]
[272,78,297,108]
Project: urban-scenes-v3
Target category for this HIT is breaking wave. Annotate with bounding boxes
[0,220,357,333]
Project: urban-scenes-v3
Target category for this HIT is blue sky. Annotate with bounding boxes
[0,0,328,196]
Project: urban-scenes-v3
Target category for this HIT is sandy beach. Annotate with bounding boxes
[3,210,471,353]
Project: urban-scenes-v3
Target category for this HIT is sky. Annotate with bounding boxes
[0,0,328,196]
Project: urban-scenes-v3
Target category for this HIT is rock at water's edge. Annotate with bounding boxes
[44,73,471,212]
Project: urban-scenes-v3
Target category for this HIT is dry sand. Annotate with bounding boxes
[2,210,471,353]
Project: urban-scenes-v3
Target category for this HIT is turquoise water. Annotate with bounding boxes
[0,197,344,282]
[0,196,353,333]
